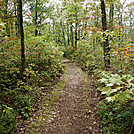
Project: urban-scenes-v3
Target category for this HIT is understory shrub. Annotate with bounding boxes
[97,71,134,134]
[0,36,65,133]
[98,101,134,134]
[0,105,16,134]
[62,39,104,73]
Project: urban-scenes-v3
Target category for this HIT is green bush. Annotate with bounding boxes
[0,36,65,133]
[97,71,134,134]
[98,101,134,134]
[25,37,65,78]
[14,94,32,119]
[0,105,16,134]
[62,40,103,72]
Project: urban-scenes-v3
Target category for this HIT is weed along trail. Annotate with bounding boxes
[20,59,102,134]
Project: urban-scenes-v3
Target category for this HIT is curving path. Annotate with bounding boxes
[43,59,102,134]
[16,59,102,134]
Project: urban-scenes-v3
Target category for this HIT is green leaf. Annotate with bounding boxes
[106,83,113,87]
[101,86,121,96]
[109,75,122,85]
[101,87,111,95]
[100,78,108,83]
[106,96,116,102]
[117,92,126,101]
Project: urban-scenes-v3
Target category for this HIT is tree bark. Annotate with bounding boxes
[100,0,110,70]
[35,0,38,36]
[109,0,114,31]
[74,0,78,49]
[67,22,70,46]
[96,6,99,28]
[4,0,10,37]
[14,1,18,35]
[70,22,74,47]
[18,0,25,77]
[62,21,66,46]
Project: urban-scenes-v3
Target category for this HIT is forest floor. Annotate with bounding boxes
[16,59,102,134]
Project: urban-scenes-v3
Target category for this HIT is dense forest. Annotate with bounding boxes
[0,0,134,133]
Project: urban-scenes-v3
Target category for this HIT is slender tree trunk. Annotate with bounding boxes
[78,23,80,40]
[18,0,25,77]
[118,7,123,73]
[96,6,99,28]
[83,4,87,36]
[109,0,114,31]
[67,22,70,46]
[4,0,10,37]
[75,20,78,48]
[129,10,132,41]
[14,2,18,36]
[10,13,13,37]
[70,22,74,47]
[52,19,58,42]
[85,5,87,28]
[100,0,110,70]
[57,22,61,44]
[74,0,78,49]
[53,19,55,37]
[17,0,20,36]
[35,0,38,36]
[62,21,66,46]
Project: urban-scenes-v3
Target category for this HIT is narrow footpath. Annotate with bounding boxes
[17,59,102,134]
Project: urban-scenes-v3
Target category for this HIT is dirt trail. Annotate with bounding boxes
[16,59,102,134]
[43,59,102,134]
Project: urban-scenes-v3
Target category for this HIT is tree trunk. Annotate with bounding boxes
[67,22,70,46]
[62,21,66,46]
[129,10,132,41]
[74,0,78,49]
[100,0,110,70]
[18,0,25,77]
[70,22,74,47]
[4,0,10,37]
[14,2,18,36]
[96,6,99,28]
[35,0,38,36]
[109,0,114,31]
[78,23,80,40]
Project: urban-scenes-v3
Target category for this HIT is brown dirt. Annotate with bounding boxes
[16,59,102,134]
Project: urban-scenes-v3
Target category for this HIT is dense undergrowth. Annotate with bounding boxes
[1,34,133,133]
[0,36,64,133]
[62,37,134,134]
